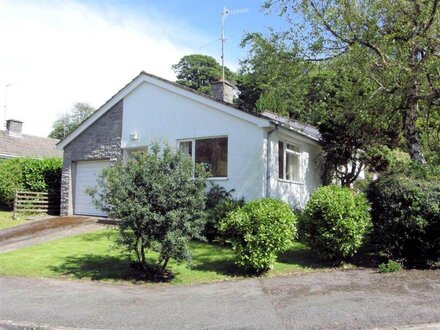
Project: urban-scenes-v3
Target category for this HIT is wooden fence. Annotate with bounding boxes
[13,191,60,219]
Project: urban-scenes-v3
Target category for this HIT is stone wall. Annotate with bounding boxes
[60,100,123,215]
[211,81,235,104]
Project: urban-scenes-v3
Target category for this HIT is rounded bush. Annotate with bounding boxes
[367,173,440,266]
[301,186,371,261]
[219,198,296,273]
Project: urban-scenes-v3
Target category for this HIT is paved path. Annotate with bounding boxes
[0,217,105,253]
[1,269,439,329]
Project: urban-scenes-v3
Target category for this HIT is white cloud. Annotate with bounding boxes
[0,0,206,137]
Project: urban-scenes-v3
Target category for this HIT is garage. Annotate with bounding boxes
[74,160,110,216]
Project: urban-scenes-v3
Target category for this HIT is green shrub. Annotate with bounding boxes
[300,186,371,261]
[219,198,296,273]
[204,183,244,242]
[378,260,403,273]
[89,142,208,274]
[367,172,440,267]
[387,160,440,181]
[0,157,62,208]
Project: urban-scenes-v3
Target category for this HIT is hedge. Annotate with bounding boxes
[0,157,62,208]
[367,172,440,267]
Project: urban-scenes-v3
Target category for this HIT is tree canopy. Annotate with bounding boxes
[236,0,439,183]
[172,54,236,94]
[262,0,439,163]
[49,102,95,139]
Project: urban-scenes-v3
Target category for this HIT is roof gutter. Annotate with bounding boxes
[265,122,279,198]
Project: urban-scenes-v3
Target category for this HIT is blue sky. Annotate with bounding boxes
[78,0,288,68]
[0,0,288,136]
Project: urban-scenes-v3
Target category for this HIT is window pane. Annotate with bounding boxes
[179,141,192,157]
[278,141,284,179]
[286,152,300,182]
[287,143,300,153]
[195,137,228,177]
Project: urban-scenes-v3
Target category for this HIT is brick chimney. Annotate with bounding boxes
[6,119,23,137]
[211,80,235,104]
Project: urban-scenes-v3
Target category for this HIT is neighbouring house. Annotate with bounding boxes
[57,72,323,216]
[0,119,62,159]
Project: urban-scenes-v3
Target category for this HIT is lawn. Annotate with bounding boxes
[0,211,26,230]
[0,228,328,285]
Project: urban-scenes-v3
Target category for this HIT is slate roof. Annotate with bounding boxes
[0,130,62,158]
[260,111,322,142]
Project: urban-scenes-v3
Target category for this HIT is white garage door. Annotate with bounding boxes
[74,160,110,216]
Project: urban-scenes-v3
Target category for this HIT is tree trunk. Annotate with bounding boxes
[403,97,426,164]
[140,242,147,270]
[161,258,170,273]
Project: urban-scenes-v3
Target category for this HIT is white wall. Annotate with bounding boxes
[122,82,266,202]
[266,129,323,208]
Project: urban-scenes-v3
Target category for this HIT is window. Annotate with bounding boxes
[179,141,192,157]
[278,141,301,182]
[179,137,228,178]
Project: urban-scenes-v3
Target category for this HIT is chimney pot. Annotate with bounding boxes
[211,80,235,104]
[6,119,23,137]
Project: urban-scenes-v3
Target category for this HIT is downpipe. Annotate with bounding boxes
[265,123,279,198]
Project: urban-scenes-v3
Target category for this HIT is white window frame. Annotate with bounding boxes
[278,140,303,184]
[178,136,229,180]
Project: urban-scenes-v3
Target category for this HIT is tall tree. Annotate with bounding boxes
[172,54,236,95]
[238,32,315,117]
[239,32,401,185]
[49,102,95,139]
[263,0,440,163]
[315,52,401,185]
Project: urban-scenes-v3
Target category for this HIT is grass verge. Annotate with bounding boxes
[0,228,328,285]
[0,211,26,230]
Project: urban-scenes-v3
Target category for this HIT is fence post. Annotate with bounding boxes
[13,190,18,220]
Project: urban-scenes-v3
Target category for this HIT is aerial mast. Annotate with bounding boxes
[220,7,248,82]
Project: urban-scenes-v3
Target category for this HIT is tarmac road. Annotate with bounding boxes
[1,269,440,329]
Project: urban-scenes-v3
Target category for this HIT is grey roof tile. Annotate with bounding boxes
[0,131,62,158]
[260,111,321,142]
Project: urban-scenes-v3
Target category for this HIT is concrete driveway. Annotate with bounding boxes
[1,269,439,329]
[0,216,105,253]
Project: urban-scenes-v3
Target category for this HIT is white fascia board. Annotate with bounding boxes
[58,73,270,149]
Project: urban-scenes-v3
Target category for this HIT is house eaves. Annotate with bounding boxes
[261,111,322,144]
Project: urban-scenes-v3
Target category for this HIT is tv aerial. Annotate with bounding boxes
[221,6,248,81]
